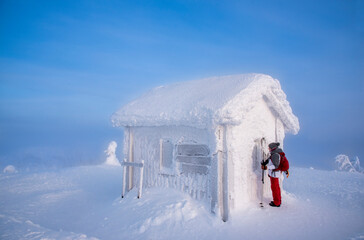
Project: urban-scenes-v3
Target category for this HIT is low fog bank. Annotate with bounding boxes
[0,129,124,172]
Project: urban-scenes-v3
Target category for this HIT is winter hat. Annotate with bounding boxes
[268,142,280,150]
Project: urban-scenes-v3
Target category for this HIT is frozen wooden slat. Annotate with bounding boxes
[179,163,209,175]
[121,161,144,168]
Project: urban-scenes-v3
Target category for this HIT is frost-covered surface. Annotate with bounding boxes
[0,166,363,240]
[104,141,120,166]
[335,154,363,173]
[126,126,214,206]
[113,73,300,212]
[112,73,299,134]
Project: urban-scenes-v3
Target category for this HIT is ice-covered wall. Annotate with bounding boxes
[226,98,285,210]
[123,126,218,204]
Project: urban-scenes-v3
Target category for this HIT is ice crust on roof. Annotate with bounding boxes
[112,73,299,134]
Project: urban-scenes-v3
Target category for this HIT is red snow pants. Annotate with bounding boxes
[270,176,281,206]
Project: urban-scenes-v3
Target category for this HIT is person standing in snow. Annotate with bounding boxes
[261,142,284,207]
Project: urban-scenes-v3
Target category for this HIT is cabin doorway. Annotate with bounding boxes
[254,137,270,202]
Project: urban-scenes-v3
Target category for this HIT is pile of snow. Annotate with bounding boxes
[3,165,17,174]
[112,73,299,134]
[335,154,363,173]
[0,166,363,240]
[104,141,120,166]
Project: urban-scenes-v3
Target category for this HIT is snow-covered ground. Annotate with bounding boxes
[0,166,363,240]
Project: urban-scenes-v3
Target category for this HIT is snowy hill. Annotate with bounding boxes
[0,166,363,240]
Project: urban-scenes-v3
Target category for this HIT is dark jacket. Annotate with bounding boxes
[269,147,282,169]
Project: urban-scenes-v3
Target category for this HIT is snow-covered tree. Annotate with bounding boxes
[104,141,120,166]
[3,165,18,174]
[335,154,363,173]
[351,156,363,173]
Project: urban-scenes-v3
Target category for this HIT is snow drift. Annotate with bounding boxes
[0,166,363,240]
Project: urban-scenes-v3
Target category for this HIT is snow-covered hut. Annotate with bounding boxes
[112,73,299,221]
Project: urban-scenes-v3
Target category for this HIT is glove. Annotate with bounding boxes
[261,165,267,170]
[285,170,289,178]
[261,159,269,166]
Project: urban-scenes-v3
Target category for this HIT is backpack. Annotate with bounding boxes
[273,152,289,172]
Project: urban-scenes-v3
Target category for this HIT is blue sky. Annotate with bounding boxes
[0,0,363,169]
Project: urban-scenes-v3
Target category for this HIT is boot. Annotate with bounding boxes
[269,202,280,207]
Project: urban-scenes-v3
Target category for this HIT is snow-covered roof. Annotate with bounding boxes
[112,73,299,134]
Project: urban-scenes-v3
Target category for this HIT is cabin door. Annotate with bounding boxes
[254,138,269,200]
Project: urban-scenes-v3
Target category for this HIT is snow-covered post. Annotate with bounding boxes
[217,125,229,222]
[138,160,144,198]
[122,158,127,198]
[128,128,134,190]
